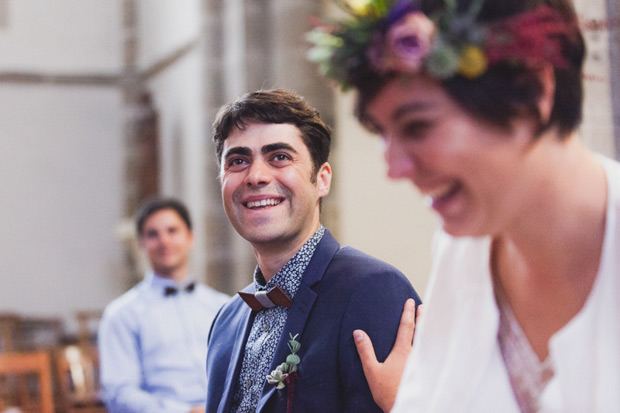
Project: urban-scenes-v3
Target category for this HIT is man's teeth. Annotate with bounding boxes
[246,199,281,209]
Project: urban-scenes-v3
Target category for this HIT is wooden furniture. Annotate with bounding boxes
[55,345,106,413]
[0,314,21,352]
[75,311,103,350]
[0,351,55,413]
[19,317,64,352]
[0,313,64,352]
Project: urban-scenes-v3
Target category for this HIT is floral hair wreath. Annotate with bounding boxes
[307,0,577,89]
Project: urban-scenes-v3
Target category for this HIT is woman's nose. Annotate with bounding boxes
[383,135,416,180]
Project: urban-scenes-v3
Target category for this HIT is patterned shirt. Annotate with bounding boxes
[231,226,325,413]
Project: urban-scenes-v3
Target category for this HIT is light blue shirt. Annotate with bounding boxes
[98,272,229,413]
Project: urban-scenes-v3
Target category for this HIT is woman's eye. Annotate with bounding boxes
[401,121,431,139]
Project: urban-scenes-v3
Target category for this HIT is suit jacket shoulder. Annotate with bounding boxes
[206,230,422,412]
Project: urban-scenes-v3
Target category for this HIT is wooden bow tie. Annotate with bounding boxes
[238,286,293,312]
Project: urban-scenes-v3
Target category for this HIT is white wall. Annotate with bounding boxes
[0,84,126,329]
[0,0,208,333]
[136,0,202,70]
[0,0,123,73]
[0,2,127,331]
[334,92,437,296]
[574,0,617,157]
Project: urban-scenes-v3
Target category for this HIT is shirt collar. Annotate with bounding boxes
[146,271,195,292]
[253,226,325,299]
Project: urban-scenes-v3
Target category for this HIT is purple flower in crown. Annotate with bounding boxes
[368,10,436,74]
[387,12,435,71]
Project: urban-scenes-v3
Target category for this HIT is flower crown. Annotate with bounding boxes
[307,0,576,89]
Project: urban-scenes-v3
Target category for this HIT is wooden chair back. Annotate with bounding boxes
[75,310,103,349]
[0,314,21,352]
[55,345,106,413]
[0,313,64,352]
[0,351,55,413]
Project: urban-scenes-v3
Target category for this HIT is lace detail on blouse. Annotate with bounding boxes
[495,286,555,413]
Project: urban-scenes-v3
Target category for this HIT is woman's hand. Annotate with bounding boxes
[353,299,423,412]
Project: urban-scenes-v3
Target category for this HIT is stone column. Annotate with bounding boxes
[0,0,8,28]
[203,0,256,294]
[119,0,162,286]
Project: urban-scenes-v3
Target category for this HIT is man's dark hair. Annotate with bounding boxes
[212,89,332,178]
[355,0,585,139]
[135,197,192,237]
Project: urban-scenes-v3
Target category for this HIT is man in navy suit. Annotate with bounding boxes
[205,89,421,412]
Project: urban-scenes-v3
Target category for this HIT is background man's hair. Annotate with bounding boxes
[135,197,192,237]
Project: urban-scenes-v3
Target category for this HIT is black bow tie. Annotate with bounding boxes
[164,282,196,297]
[238,286,293,312]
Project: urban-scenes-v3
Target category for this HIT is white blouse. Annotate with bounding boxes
[392,156,620,412]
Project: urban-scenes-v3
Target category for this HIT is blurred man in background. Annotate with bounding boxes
[99,197,229,413]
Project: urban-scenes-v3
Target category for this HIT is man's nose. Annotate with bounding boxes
[244,159,271,187]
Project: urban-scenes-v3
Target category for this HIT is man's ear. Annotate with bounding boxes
[316,162,332,198]
[536,63,556,125]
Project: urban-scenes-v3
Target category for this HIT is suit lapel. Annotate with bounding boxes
[257,230,340,411]
[219,289,256,412]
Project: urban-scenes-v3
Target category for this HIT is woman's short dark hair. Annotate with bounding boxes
[355,0,585,139]
[212,89,332,178]
[135,197,192,237]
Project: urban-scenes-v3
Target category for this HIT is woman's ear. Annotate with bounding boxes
[536,64,556,125]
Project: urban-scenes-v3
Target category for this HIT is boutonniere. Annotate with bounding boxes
[266,333,301,413]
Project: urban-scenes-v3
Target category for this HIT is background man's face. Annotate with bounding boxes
[140,209,194,278]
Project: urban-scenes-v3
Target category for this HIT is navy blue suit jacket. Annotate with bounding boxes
[205,230,421,412]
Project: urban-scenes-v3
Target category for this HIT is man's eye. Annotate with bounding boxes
[272,153,290,162]
[227,158,247,168]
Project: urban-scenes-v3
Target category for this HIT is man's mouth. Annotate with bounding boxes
[244,198,283,209]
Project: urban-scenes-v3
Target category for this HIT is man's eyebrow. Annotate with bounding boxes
[222,146,252,161]
[262,142,297,155]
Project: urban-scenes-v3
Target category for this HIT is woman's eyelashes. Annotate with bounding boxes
[399,119,432,140]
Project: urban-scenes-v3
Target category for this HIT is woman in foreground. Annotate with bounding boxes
[309,0,620,411]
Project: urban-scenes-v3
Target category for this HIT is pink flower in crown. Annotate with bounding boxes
[370,12,436,74]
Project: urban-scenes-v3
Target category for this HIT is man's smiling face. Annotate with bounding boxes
[219,121,331,251]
